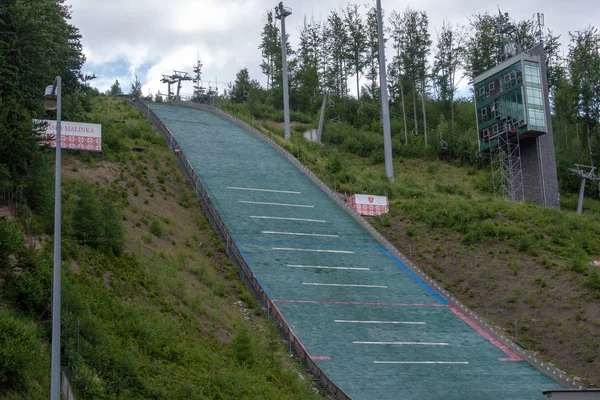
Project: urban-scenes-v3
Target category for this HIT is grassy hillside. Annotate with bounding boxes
[222,106,600,387]
[0,97,323,399]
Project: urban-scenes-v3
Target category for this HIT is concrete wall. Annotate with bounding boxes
[523,43,560,208]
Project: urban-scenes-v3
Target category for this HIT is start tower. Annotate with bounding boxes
[474,43,559,207]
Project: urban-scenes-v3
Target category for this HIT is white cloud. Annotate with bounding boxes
[67,0,600,95]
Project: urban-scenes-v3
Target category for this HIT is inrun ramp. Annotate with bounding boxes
[147,102,562,399]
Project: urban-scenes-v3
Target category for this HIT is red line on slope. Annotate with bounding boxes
[311,356,331,361]
[448,306,521,362]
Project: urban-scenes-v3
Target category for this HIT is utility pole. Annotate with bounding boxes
[275,2,292,141]
[376,0,394,180]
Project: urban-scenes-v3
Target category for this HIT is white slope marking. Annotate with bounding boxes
[302,283,387,288]
[335,320,424,325]
[288,265,369,271]
[353,341,448,346]
[250,216,326,223]
[263,231,339,238]
[239,201,313,208]
[227,186,301,194]
[374,361,469,365]
[274,247,353,254]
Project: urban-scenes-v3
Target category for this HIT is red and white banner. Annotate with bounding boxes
[347,194,389,216]
[37,120,102,152]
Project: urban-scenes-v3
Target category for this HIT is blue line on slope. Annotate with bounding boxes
[234,238,379,249]
[233,240,272,300]
[380,247,448,305]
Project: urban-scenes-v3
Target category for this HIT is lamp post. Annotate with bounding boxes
[43,76,62,400]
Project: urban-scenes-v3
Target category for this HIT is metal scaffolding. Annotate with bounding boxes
[490,123,525,202]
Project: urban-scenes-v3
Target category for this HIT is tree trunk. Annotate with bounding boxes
[356,53,360,99]
[421,78,428,146]
[401,81,408,144]
[412,81,418,136]
[450,92,455,131]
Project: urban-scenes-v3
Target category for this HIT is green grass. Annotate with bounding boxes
[0,96,323,399]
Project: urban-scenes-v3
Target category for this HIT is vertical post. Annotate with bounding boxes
[376,0,394,181]
[50,76,62,400]
[317,91,328,143]
[276,2,292,141]
[577,178,586,215]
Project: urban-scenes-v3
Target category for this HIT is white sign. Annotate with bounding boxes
[38,120,102,152]
[347,194,389,216]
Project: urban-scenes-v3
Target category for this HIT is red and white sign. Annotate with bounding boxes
[347,194,389,216]
[38,120,102,152]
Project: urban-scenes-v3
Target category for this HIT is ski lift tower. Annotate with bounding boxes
[473,19,559,208]
[275,2,292,141]
[161,75,177,101]
[171,71,192,101]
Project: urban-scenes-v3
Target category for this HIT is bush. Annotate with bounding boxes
[0,310,44,390]
[71,182,124,254]
[232,325,255,367]
[0,217,25,269]
[4,255,52,318]
[150,219,162,237]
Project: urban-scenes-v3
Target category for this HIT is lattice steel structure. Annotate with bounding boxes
[490,125,525,201]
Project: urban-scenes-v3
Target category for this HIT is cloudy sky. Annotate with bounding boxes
[67,0,600,98]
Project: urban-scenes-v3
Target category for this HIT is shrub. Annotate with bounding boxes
[232,325,255,367]
[4,255,52,318]
[150,219,162,237]
[0,217,25,269]
[0,311,43,390]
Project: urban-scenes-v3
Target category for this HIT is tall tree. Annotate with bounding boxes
[567,27,600,164]
[230,68,251,103]
[393,7,431,141]
[109,79,122,96]
[433,21,466,130]
[295,16,321,111]
[362,5,380,100]
[388,10,409,142]
[344,3,367,98]
[325,9,349,97]
[0,0,86,181]
[129,74,142,97]
[258,11,280,93]
[192,56,205,101]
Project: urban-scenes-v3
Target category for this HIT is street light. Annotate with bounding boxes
[43,76,62,400]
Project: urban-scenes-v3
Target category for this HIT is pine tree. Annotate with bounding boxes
[109,79,122,96]
[129,75,142,97]
[192,56,205,101]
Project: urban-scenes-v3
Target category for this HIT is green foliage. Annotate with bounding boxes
[22,151,55,233]
[150,218,162,237]
[109,79,123,96]
[0,310,45,391]
[71,181,124,254]
[130,75,142,97]
[4,254,52,318]
[0,217,25,270]
[232,325,255,367]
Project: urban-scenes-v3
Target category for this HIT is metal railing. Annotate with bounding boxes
[133,98,577,394]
